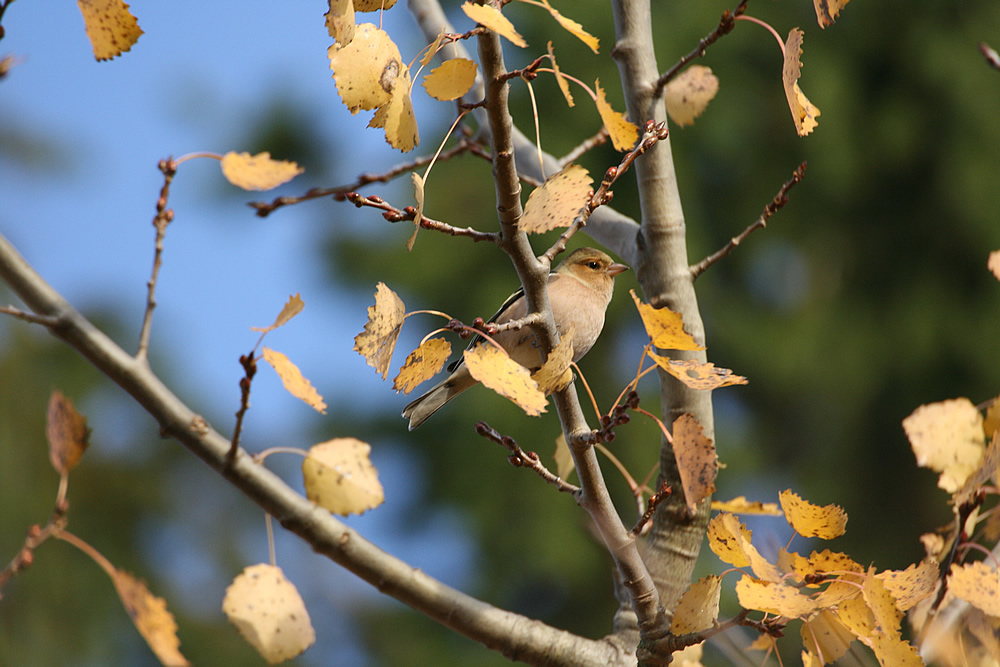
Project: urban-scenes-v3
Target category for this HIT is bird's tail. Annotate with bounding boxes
[401,376,474,430]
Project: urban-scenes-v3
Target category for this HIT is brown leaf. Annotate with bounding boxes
[220,152,303,191]
[520,165,592,234]
[672,414,717,513]
[782,29,821,136]
[463,344,547,417]
[77,0,143,61]
[261,348,327,414]
[112,570,190,666]
[303,438,384,515]
[250,293,304,334]
[354,282,405,379]
[47,390,90,475]
[393,338,451,394]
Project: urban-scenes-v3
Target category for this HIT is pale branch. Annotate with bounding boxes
[559,128,610,168]
[482,311,543,335]
[475,421,580,494]
[343,192,500,244]
[689,161,807,279]
[0,230,631,667]
[248,138,490,217]
[0,304,58,326]
[137,157,176,363]
[652,0,749,97]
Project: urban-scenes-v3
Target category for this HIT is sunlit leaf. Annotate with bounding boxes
[648,355,746,390]
[461,2,527,48]
[664,65,719,127]
[735,575,817,617]
[631,290,705,351]
[949,561,1000,617]
[670,575,721,634]
[251,293,304,334]
[220,152,303,191]
[329,23,401,113]
[537,0,598,53]
[710,496,782,516]
[223,564,315,664]
[303,438,384,515]
[325,0,356,46]
[112,570,190,666]
[531,325,575,394]
[520,164,592,234]
[782,29,821,136]
[354,282,405,379]
[876,560,938,611]
[707,512,752,568]
[903,398,985,493]
[261,347,327,414]
[421,32,446,67]
[463,344,547,416]
[672,414,717,514]
[77,0,143,61]
[47,390,90,475]
[422,58,477,101]
[393,338,451,394]
[813,0,851,28]
[355,0,397,10]
[779,489,847,539]
[862,569,903,635]
[595,79,639,151]
[547,42,574,107]
[801,611,854,665]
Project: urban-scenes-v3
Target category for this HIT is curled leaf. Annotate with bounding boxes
[354,282,405,379]
[462,2,527,48]
[710,496,782,516]
[595,79,639,151]
[251,293,304,334]
[220,152,303,191]
[47,390,90,475]
[112,570,190,666]
[649,355,747,391]
[538,0,598,53]
[547,42,574,107]
[813,0,851,28]
[782,29,821,136]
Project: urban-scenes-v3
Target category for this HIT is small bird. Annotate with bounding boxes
[402,247,628,430]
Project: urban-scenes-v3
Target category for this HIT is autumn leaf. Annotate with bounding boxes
[876,560,938,611]
[329,23,401,113]
[531,325,575,394]
[112,570,190,666]
[537,0,598,53]
[735,575,817,618]
[672,414,717,514]
[325,0,356,46]
[707,512,752,568]
[47,390,90,475]
[782,29,821,136]
[948,561,1000,617]
[463,344,547,417]
[631,290,705,351]
[955,431,1000,507]
[377,64,420,152]
[220,152,303,191]
[520,164,592,234]
[302,438,384,515]
[354,282,406,379]
[553,432,574,480]
[355,0,397,10]
[985,395,1000,437]
[779,489,848,539]
[710,496,782,516]
[868,634,924,667]
[664,65,719,127]
[393,337,451,394]
[547,42,574,107]
[223,564,316,664]
[670,575,722,634]
[421,32,446,67]
[77,0,143,61]
[462,2,527,48]
[862,569,903,636]
[903,398,985,493]
[261,347,328,414]
[422,59,477,101]
[251,293,304,334]
[648,355,746,391]
[594,79,639,151]
[813,0,851,28]
[801,611,855,664]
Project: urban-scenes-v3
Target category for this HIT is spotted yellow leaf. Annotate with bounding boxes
[710,496,782,516]
[531,325,575,394]
[595,79,638,151]
[261,348,327,414]
[370,64,419,152]
[47,390,90,475]
[782,29,821,136]
[735,575,817,618]
[520,164,592,234]
[779,489,847,539]
[903,398,985,493]
[547,42,574,107]
[220,152,303,191]
[223,564,315,664]
[325,0,356,46]
[673,414,717,514]
[112,570,190,666]
[537,0,598,53]
[77,0,143,61]
[355,0,397,10]
[664,65,719,127]
[464,344,546,417]
[393,338,451,394]
[354,282,405,379]
[949,561,1000,617]
[303,438,384,515]
[329,23,401,113]
[876,560,938,611]
[462,2,527,48]
[670,575,721,634]
[631,290,705,351]
[649,355,747,391]
[251,293,304,334]
[707,512,752,568]
[422,58,477,101]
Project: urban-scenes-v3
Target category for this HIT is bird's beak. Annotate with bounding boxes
[608,263,629,277]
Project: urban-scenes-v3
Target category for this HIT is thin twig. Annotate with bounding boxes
[229,351,257,459]
[475,421,580,494]
[559,128,610,168]
[344,192,500,244]
[631,481,672,536]
[0,304,59,326]
[653,0,749,96]
[690,161,807,278]
[137,158,177,363]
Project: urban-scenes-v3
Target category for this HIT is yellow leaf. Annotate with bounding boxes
[779,489,847,539]
[520,165,592,234]
[325,0,356,46]
[903,398,985,492]
[801,611,855,665]
[355,0,397,10]
[463,344,547,417]
[649,355,747,391]
[329,23,402,113]
[421,32,446,67]
[631,290,705,351]
[782,29,821,136]
[223,564,315,664]
[813,0,851,28]
[381,65,419,152]
[261,347,327,414]
[673,414,717,514]
[112,570,190,666]
[985,394,1000,437]
[547,42,574,107]
[955,431,1000,507]
[220,152,304,191]
[862,569,903,635]
[594,79,639,151]
[876,560,938,611]
[801,649,823,667]
[537,0,598,53]
[948,561,1000,617]
[707,512,752,568]
[710,496,782,516]
[868,633,924,667]
[77,0,143,61]
[796,549,863,581]
[354,282,406,379]
[46,390,90,475]
[461,2,527,48]
[664,65,719,127]
[989,250,1000,280]
[251,293,305,334]
[393,338,451,394]
[553,432,574,480]
[670,575,722,634]
[303,438,384,515]
[836,594,875,638]
[531,325,575,394]
[422,58,477,101]
[735,575,817,618]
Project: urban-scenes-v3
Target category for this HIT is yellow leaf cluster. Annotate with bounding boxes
[461,2,526,48]
[46,390,90,475]
[463,344,547,417]
[520,165,592,234]
[303,438,384,515]
[664,65,719,128]
[393,338,451,394]
[630,290,705,351]
[354,282,406,379]
[77,0,143,61]
[261,347,327,414]
[220,152,304,191]
[552,433,574,480]
[672,414,717,514]
[223,564,315,664]
[595,80,639,151]
[112,570,190,666]
[782,29,821,136]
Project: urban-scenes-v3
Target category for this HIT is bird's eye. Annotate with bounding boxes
[587,261,600,269]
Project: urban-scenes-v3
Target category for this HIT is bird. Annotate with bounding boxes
[402,247,628,430]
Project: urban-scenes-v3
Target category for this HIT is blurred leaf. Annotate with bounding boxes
[223,564,315,664]
[303,438,384,515]
[710,496,782,515]
[422,59,477,101]
[112,570,190,667]
[46,391,89,475]
[251,293,304,334]
[325,0,356,46]
[261,348,327,413]
[814,0,851,28]
[903,398,984,493]
[672,414,717,514]
[220,152,303,191]
[670,575,721,634]
[520,165,591,234]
